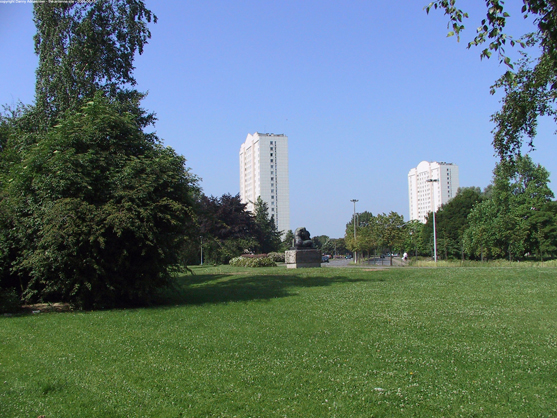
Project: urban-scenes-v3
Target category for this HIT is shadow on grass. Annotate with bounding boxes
[157,271,372,306]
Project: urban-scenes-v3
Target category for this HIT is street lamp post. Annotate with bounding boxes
[426,178,439,263]
[350,199,358,263]
[200,236,203,266]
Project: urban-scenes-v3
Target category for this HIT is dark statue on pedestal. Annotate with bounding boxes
[286,227,321,268]
[294,227,314,249]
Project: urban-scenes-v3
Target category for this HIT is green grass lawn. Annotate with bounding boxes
[1,266,556,417]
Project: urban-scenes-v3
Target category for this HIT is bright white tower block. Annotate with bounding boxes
[408,161,459,222]
[240,132,290,236]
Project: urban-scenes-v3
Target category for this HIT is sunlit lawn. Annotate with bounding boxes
[1,266,556,417]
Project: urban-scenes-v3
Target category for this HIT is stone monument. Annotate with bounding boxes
[285,227,322,268]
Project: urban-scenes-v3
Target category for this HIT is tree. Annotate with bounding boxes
[376,212,406,266]
[253,197,282,254]
[426,1,557,161]
[33,1,157,130]
[357,216,382,259]
[311,235,329,250]
[197,193,258,264]
[403,220,424,260]
[344,211,376,259]
[423,187,483,260]
[280,229,295,251]
[464,155,554,260]
[0,1,200,308]
[463,198,501,261]
[526,201,557,260]
[0,95,198,308]
[330,238,348,257]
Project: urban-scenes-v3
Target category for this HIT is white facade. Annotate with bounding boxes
[240,132,290,235]
[408,161,459,222]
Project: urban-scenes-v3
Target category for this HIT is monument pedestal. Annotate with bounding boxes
[285,249,322,268]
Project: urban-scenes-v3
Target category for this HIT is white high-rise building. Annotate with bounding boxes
[408,161,459,223]
[239,132,290,235]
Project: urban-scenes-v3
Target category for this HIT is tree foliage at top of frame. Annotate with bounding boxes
[33,0,157,129]
[426,1,557,162]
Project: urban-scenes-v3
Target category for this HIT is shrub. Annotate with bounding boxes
[229,256,277,267]
[0,288,20,314]
[267,252,285,263]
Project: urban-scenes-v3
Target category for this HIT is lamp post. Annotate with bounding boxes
[426,178,439,263]
[200,236,203,266]
[350,199,358,263]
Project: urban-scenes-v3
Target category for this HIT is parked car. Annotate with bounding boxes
[322,255,329,263]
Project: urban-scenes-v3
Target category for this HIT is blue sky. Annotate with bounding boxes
[1,1,556,238]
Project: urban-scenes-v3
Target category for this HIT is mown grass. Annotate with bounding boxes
[1,266,556,417]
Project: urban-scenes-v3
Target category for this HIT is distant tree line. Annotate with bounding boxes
[344,156,557,263]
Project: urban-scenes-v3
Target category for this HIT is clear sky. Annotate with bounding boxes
[1,1,556,238]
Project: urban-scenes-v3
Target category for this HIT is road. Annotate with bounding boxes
[321,256,405,267]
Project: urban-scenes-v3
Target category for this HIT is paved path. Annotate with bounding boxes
[322,256,408,268]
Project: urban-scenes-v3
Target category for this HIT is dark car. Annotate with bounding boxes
[322,255,329,263]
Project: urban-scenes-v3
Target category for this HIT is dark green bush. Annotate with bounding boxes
[1,95,198,308]
[0,288,20,314]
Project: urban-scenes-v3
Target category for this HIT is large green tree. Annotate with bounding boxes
[1,95,198,308]
[427,1,557,161]
[0,1,202,308]
[422,187,484,260]
[33,1,157,130]
[464,155,554,260]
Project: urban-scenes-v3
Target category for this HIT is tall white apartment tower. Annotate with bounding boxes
[408,161,459,222]
[239,132,290,235]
